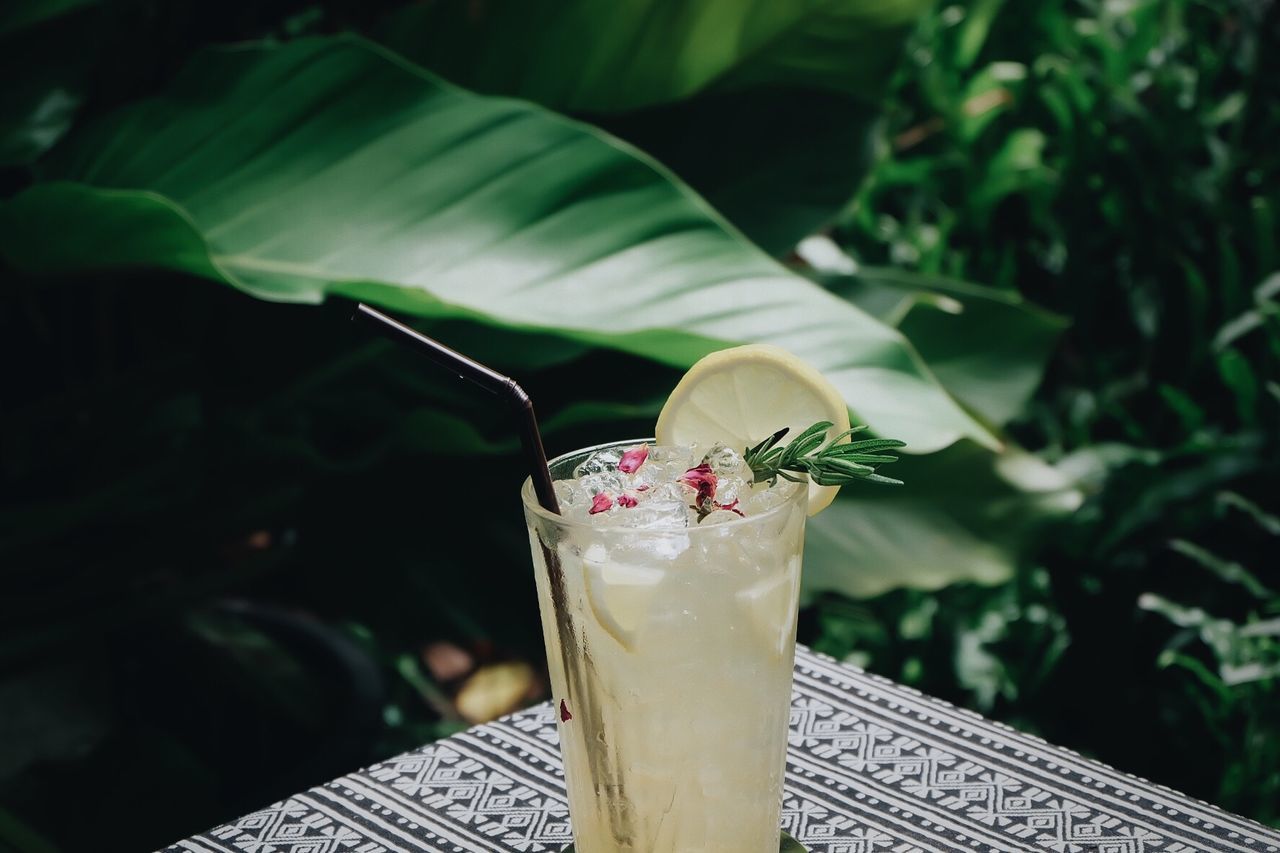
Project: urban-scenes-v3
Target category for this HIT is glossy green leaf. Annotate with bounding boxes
[862,269,1065,427]
[377,0,928,254]
[803,440,1082,599]
[816,259,1067,426]
[379,0,931,113]
[597,88,880,256]
[380,0,928,256]
[0,36,995,454]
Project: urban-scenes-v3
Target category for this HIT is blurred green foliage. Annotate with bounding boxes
[818,0,1279,824]
[0,0,1276,849]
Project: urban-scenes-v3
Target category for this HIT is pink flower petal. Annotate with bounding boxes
[716,498,745,517]
[617,446,649,474]
[679,462,717,506]
[588,493,614,515]
[617,494,639,508]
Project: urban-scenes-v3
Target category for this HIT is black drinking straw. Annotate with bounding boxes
[351,303,561,515]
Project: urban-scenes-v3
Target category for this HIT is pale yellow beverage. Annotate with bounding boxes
[522,439,807,853]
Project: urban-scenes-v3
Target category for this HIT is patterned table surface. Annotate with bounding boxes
[165,646,1280,853]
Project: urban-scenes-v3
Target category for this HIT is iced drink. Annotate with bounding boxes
[522,439,807,853]
[348,310,894,850]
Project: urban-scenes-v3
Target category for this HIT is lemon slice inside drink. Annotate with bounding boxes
[582,544,664,649]
[736,555,802,657]
[655,344,851,515]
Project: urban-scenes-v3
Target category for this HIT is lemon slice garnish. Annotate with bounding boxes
[655,344,852,515]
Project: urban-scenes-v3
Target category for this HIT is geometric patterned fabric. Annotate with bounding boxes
[163,647,1280,853]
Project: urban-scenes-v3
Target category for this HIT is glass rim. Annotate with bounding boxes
[520,436,808,531]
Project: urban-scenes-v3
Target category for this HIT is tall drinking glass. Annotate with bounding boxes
[522,439,808,852]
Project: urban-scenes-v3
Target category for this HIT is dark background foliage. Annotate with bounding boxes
[822,0,1279,822]
[1,0,1277,850]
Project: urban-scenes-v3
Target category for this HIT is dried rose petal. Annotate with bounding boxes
[559,699,572,722]
[589,493,614,515]
[617,446,649,474]
[617,494,639,508]
[635,484,650,492]
[716,498,745,517]
[679,462,717,506]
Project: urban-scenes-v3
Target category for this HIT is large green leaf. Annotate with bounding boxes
[803,440,1082,599]
[0,36,994,453]
[596,88,880,257]
[378,0,931,113]
[378,0,929,254]
[813,257,1068,426]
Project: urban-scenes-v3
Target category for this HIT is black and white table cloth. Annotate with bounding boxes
[164,646,1280,853]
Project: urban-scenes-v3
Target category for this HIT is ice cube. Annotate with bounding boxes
[737,481,798,515]
[607,500,690,529]
[699,509,743,526]
[704,443,746,476]
[554,480,583,508]
[577,472,626,497]
[631,461,682,492]
[715,476,743,507]
[647,445,698,467]
[629,463,663,490]
[641,481,688,503]
[573,447,623,478]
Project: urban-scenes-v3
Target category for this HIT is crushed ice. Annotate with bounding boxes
[553,442,797,528]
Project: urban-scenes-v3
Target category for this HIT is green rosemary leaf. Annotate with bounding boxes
[816,425,870,452]
[748,426,790,457]
[791,421,834,449]
[822,458,876,476]
[836,438,908,453]
[743,421,905,488]
[862,472,905,485]
[835,453,901,464]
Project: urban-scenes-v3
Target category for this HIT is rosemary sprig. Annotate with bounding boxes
[743,421,906,487]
